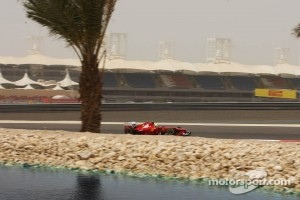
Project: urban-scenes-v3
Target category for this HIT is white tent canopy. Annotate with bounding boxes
[57,69,79,87]
[52,84,65,90]
[23,84,35,90]
[14,71,41,86]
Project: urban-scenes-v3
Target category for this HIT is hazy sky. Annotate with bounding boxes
[1,0,300,65]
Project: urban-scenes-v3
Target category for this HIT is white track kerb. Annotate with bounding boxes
[208,169,292,194]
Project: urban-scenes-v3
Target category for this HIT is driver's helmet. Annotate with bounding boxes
[130,121,137,128]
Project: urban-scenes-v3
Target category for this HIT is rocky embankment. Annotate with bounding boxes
[0,128,299,193]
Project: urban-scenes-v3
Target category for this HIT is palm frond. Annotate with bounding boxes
[23,0,117,63]
[293,23,300,38]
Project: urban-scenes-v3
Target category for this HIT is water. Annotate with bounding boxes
[0,165,298,200]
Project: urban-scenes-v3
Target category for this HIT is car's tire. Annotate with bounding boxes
[166,129,174,135]
[125,128,133,134]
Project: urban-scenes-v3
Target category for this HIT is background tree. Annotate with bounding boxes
[293,23,300,37]
[23,0,117,133]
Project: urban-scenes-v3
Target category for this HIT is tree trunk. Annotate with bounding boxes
[79,59,102,133]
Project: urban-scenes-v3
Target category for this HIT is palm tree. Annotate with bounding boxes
[293,23,300,37]
[23,0,117,133]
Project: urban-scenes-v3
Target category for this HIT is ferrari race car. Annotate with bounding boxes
[124,121,191,136]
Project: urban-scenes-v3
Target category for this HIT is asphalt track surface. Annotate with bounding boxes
[1,110,300,140]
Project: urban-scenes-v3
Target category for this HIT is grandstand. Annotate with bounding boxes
[103,72,119,88]
[259,76,291,89]
[194,75,225,90]
[159,74,195,89]
[228,76,258,90]
[288,78,300,90]
[123,73,156,88]
[0,54,300,103]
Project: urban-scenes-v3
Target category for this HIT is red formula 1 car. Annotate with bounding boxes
[124,121,191,136]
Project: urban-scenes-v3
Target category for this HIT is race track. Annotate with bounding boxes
[1,110,300,140]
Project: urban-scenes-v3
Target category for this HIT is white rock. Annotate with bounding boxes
[273,165,283,171]
[77,151,93,160]
[245,168,267,179]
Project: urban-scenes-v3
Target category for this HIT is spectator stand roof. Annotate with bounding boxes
[1,53,300,77]
[0,53,80,67]
[273,64,300,78]
[105,59,152,73]
[146,59,175,72]
[213,62,252,76]
[194,63,220,75]
[148,59,197,74]
[248,65,277,76]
